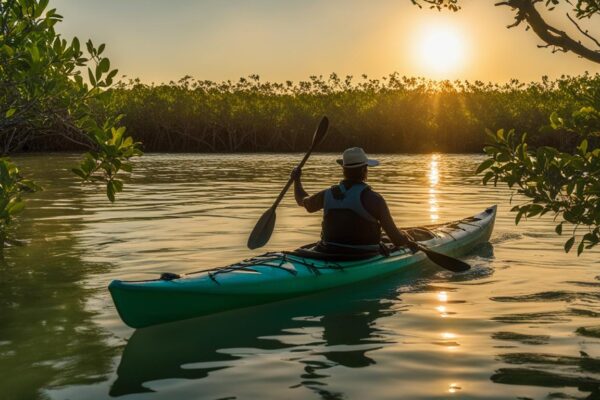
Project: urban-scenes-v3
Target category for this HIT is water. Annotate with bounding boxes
[1,153,599,400]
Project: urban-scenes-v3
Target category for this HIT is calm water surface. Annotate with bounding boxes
[1,153,599,400]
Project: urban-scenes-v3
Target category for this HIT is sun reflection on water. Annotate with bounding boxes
[448,383,461,393]
[436,290,449,317]
[437,291,448,302]
[429,154,440,222]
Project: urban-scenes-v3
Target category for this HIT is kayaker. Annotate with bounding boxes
[291,147,417,253]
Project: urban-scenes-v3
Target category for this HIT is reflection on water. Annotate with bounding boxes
[0,155,118,400]
[109,271,419,399]
[0,153,599,400]
[428,153,439,222]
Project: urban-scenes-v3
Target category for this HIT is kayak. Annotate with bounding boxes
[109,205,497,328]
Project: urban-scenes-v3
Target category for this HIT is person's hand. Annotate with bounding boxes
[290,167,302,181]
[406,241,420,253]
[400,230,419,252]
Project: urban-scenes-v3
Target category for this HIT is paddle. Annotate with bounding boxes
[408,240,471,273]
[247,116,329,250]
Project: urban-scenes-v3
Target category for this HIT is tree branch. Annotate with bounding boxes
[496,0,600,64]
[567,12,600,48]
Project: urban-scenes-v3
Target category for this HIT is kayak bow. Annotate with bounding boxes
[109,205,497,328]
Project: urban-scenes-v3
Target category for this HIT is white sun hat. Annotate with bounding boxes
[336,147,380,168]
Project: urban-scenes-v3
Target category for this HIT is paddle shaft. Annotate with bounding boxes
[271,145,316,209]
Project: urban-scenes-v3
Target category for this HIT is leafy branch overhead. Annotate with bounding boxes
[478,93,600,255]
[0,0,142,247]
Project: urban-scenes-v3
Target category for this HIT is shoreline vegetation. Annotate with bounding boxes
[1,0,598,253]
[27,72,600,154]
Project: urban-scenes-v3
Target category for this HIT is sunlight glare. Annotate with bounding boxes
[417,25,465,76]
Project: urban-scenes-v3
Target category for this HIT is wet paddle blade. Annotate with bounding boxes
[418,245,471,273]
[247,207,277,250]
[312,116,329,147]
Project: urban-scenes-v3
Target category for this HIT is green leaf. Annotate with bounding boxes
[566,181,576,196]
[583,233,597,244]
[564,236,575,253]
[578,139,588,155]
[112,126,126,145]
[476,158,495,174]
[555,222,563,235]
[107,181,115,202]
[550,111,563,129]
[19,179,40,193]
[577,240,585,256]
[7,201,25,215]
[526,204,544,217]
[2,44,14,56]
[515,208,526,225]
[34,0,49,18]
[99,58,110,73]
[86,39,94,55]
[74,74,83,87]
[30,44,40,63]
[482,171,494,185]
[122,136,133,147]
[72,37,80,53]
[88,67,96,86]
[5,109,16,118]
[107,69,119,81]
[113,179,123,192]
[71,168,87,179]
[496,128,505,141]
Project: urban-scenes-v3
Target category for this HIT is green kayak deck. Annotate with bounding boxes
[109,205,497,328]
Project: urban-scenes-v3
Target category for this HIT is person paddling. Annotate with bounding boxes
[291,147,416,253]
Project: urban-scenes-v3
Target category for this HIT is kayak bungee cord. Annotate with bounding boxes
[199,253,352,284]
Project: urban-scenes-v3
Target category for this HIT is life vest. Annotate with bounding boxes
[321,182,381,249]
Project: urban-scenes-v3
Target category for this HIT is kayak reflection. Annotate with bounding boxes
[109,266,430,397]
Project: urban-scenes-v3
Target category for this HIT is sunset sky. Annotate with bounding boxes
[52,0,600,84]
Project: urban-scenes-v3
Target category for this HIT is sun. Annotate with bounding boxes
[417,26,465,76]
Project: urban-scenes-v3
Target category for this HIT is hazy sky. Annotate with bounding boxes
[52,0,600,84]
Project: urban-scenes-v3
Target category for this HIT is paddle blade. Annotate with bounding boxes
[311,116,329,147]
[418,245,471,273]
[247,207,277,250]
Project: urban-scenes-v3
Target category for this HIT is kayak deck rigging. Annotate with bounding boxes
[203,253,351,284]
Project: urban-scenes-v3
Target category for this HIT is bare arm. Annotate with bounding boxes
[364,191,417,250]
[379,205,413,248]
[291,168,325,212]
[291,168,309,207]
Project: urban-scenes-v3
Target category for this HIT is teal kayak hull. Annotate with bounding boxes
[109,205,496,328]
